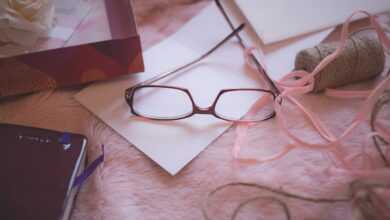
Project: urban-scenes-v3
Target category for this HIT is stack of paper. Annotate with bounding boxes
[234,0,390,44]
[217,0,334,80]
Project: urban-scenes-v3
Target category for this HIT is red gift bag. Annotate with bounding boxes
[0,0,144,98]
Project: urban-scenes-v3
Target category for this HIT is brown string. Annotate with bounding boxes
[295,35,385,92]
[230,196,291,220]
[371,90,390,166]
[203,180,390,220]
[204,93,390,219]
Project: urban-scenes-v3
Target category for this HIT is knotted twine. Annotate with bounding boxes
[204,10,390,220]
[233,11,390,167]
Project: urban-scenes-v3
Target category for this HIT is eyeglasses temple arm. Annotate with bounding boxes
[214,0,281,95]
[137,23,246,86]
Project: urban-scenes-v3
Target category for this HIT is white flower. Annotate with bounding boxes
[0,0,55,46]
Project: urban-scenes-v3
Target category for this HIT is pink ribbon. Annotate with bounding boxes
[234,11,390,169]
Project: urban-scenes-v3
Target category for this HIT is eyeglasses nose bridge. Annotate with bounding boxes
[194,106,213,114]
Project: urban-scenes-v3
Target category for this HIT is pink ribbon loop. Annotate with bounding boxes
[234,10,390,167]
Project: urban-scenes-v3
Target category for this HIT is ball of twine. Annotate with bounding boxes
[295,35,385,93]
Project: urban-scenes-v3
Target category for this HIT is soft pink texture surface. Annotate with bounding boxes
[1,1,390,219]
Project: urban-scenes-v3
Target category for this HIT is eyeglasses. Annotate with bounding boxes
[127,85,275,122]
[125,7,278,122]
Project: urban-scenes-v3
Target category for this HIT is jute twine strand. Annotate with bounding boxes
[371,90,390,166]
[203,181,390,220]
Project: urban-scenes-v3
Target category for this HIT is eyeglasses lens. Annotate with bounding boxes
[132,87,193,120]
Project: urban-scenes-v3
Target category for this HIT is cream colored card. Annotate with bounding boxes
[75,3,331,175]
[218,0,333,80]
[235,0,390,44]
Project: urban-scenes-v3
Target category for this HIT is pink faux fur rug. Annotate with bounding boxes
[1,1,390,219]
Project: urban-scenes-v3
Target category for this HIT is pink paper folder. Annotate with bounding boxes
[0,0,144,98]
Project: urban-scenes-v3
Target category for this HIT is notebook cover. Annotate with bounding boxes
[0,123,87,220]
[0,0,144,98]
[234,0,390,44]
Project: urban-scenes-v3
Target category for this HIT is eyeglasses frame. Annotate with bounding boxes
[124,1,280,123]
[126,85,276,122]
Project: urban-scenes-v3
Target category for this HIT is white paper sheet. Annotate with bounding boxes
[218,0,333,80]
[265,30,333,80]
[75,3,331,175]
[235,0,390,44]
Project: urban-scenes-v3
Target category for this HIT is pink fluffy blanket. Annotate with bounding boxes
[1,1,390,219]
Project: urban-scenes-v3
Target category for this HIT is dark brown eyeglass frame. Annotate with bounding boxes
[125,2,280,123]
[126,85,276,122]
